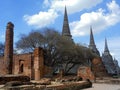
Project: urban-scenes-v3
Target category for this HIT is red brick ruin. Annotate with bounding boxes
[4,22,14,74]
[0,22,109,81]
[0,6,118,82]
[34,47,44,80]
[0,22,52,80]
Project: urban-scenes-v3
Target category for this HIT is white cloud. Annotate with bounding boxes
[71,0,120,37]
[43,0,51,8]
[24,0,102,28]
[96,36,120,66]
[24,9,58,28]
[49,0,103,14]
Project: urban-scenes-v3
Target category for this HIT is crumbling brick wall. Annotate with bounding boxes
[91,57,108,77]
[77,66,95,81]
[13,53,34,79]
[0,57,6,75]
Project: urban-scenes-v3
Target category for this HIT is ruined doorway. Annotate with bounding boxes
[20,64,24,73]
[19,60,24,74]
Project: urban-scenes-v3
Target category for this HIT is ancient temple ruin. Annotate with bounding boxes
[102,39,119,75]
[0,22,52,80]
[0,7,120,81]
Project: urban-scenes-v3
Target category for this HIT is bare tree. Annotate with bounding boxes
[16,28,62,66]
[16,30,44,52]
[16,28,96,74]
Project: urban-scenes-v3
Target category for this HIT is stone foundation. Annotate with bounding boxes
[0,75,30,84]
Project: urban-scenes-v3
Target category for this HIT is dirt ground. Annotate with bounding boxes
[83,83,120,90]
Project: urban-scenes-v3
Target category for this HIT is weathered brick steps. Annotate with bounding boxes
[0,81,92,90]
[0,74,30,84]
[46,81,92,90]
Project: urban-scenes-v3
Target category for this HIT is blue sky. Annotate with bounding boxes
[0,0,120,65]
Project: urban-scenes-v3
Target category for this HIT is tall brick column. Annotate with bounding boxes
[4,22,14,74]
[34,47,44,80]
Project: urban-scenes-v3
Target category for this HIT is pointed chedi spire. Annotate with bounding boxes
[104,38,110,54]
[62,6,72,39]
[89,26,95,46]
[89,26,100,56]
[102,38,117,74]
[104,38,109,52]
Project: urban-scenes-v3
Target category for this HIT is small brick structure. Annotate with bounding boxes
[13,47,52,80]
[91,57,108,77]
[77,66,95,81]
[0,47,52,81]
[0,22,52,80]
